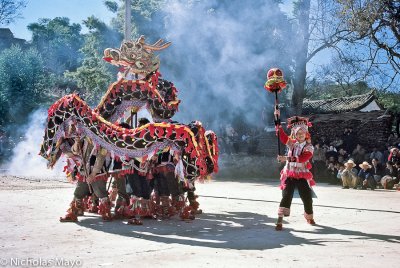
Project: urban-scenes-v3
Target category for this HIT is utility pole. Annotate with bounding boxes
[124,0,137,128]
[124,0,131,41]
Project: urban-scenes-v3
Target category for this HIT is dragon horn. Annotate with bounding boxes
[143,40,171,51]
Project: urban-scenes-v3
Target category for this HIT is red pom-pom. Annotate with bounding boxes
[264,68,287,93]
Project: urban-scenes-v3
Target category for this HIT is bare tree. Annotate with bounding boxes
[336,0,400,86]
[290,0,399,114]
[0,0,27,25]
[291,0,353,114]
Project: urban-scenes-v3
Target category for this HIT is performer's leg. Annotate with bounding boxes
[155,173,171,219]
[139,175,153,218]
[91,180,112,221]
[167,171,180,197]
[279,178,295,215]
[140,175,151,200]
[297,179,315,225]
[114,177,130,218]
[60,181,90,222]
[276,178,295,230]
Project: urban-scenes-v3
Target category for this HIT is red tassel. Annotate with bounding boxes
[156,126,165,137]
[139,129,146,138]
[165,126,173,139]
[148,124,155,137]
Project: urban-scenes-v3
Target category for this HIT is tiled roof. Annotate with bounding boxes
[302,91,380,114]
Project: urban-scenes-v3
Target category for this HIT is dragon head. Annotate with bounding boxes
[103,35,171,77]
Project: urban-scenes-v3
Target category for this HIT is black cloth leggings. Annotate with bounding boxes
[126,173,152,199]
[279,178,313,215]
[153,171,181,197]
[74,180,108,199]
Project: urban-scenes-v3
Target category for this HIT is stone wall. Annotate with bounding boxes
[308,110,393,150]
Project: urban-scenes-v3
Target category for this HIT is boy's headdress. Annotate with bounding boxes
[287,116,312,136]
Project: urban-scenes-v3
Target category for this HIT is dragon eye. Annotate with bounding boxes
[135,61,145,68]
[129,53,136,59]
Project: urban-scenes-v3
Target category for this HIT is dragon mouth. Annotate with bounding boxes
[167,100,180,107]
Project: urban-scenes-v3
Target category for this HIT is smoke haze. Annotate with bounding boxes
[157,0,295,130]
[2,109,65,178]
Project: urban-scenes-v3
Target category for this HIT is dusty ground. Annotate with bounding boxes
[0,175,399,268]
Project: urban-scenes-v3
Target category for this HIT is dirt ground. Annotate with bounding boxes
[0,175,399,268]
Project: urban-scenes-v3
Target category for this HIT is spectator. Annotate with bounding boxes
[380,161,399,189]
[313,143,326,178]
[331,137,343,149]
[342,127,357,153]
[336,162,345,186]
[382,144,391,165]
[226,125,238,154]
[326,161,338,185]
[337,155,346,164]
[370,158,384,186]
[387,132,397,145]
[341,159,358,189]
[369,147,384,164]
[388,147,400,165]
[337,148,349,164]
[326,146,338,162]
[352,144,366,165]
[317,135,330,149]
[0,129,4,156]
[358,161,376,190]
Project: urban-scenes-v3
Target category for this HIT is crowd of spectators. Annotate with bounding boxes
[218,124,263,155]
[312,127,400,190]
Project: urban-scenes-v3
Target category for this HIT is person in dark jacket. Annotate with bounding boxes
[380,161,399,189]
[358,161,376,190]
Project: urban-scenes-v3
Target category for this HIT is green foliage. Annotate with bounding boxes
[65,17,121,105]
[305,79,400,113]
[27,17,84,74]
[110,0,165,38]
[104,0,118,13]
[0,45,49,126]
[305,80,371,100]
[376,91,400,113]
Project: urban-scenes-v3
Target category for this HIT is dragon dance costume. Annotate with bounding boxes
[40,36,219,223]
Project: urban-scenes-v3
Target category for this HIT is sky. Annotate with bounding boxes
[7,0,114,40]
[7,0,297,41]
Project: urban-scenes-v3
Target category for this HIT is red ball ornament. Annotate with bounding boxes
[264,67,287,93]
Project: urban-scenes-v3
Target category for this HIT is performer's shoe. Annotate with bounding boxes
[307,219,316,225]
[188,193,202,215]
[75,199,85,216]
[86,195,99,213]
[99,197,113,221]
[59,212,78,222]
[114,199,129,219]
[88,204,99,213]
[59,200,81,222]
[159,196,171,219]
[180,206,195,220]
[127,218,143,225]
[275,223,283,231]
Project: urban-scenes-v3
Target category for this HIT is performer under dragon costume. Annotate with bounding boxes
[39,36,219,223]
